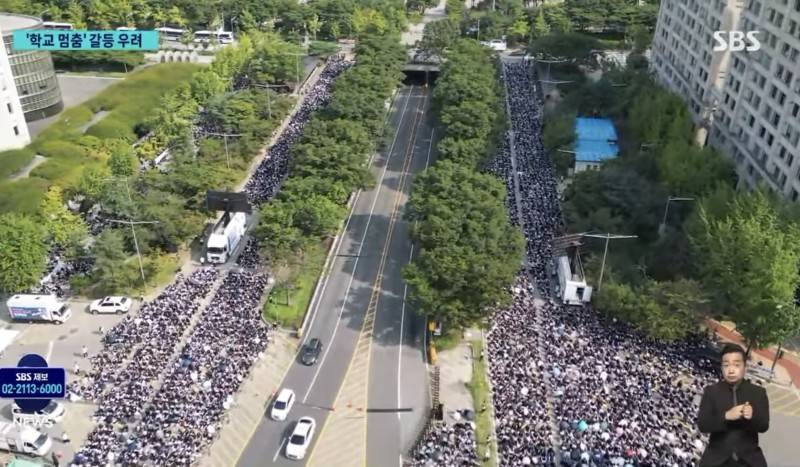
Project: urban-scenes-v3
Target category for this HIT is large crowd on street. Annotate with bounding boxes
[412,60,723,467]
[244,57,352,204]
[69,58,350,466]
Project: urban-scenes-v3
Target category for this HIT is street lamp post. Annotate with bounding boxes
[250,83,283,119]
[584,233,638,291]
[201,131,243,168]
[108,219,159,290]
[281,52,305,94]
[658,196,695,236]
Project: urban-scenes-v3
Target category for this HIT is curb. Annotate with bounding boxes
[297,87,401,339]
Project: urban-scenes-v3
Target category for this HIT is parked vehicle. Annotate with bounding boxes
[0,422,52,457]
[300,338,322,366]
[205,211,246,264]
[270,388,296,421]
[5,295,71,324]
[89,296,132,314]
[285,417,316,460]
[480,39,507,52]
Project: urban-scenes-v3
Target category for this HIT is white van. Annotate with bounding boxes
[5,295,72,324]
[0,421,52,457]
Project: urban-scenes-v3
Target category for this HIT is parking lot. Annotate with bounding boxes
[0,296,137,463]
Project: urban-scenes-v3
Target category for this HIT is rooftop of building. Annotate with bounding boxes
[575,117,619,163]
[0,12,42,34]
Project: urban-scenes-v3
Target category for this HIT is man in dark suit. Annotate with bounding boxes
[698,343,770,467]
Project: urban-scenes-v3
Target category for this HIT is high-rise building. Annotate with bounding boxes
[0,13,63,123]
[0,21,29,151]
[650,0,800,199]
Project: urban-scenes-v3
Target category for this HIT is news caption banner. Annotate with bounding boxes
[11,30,159,51]
[0,354,66,414]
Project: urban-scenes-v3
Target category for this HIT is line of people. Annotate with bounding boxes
[244,57,352,204]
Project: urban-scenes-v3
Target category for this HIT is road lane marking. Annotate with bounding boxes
[360,88,427,466]
[397,244,414,422]
[307,88,427,467]
[273,437,287,462]
[46,340,53,362]
[303,86,415,404]
[301,86,404,346]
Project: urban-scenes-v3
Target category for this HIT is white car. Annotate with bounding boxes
[89,296,132,314]
[285,417,316,460]
[12,401,65,425]
[271,388,296,421]
[481,39,507,52]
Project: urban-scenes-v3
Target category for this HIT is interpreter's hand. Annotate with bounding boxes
[742,401,753,420]
[725,404,747,421]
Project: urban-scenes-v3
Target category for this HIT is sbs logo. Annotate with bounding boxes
[713,31,761,52]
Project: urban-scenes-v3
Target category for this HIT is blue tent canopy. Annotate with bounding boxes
[575,117,619,163]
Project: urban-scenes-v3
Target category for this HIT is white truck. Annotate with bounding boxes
[0,422,53,457]
[205,211,246,264]
[5,295,72,324]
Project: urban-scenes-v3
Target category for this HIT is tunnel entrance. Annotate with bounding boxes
[402,69,439,86]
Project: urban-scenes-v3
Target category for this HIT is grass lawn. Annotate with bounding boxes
[0,63,200,215]
[467,338,497,467]
[263,240,329,329]
[431,327,462,352]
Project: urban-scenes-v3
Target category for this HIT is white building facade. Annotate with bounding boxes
[650,0,800,200]
[0,23,29,151]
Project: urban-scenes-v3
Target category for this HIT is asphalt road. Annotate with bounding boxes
[237,84,432,467]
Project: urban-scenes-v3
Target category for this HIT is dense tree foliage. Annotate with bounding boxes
[404,39,523,329]
[253,32,405,266]
[690,190,800,349]
[0,214,48,293]
[404,161,524,328]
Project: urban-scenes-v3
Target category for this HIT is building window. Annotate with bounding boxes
[6,103,11,114]
[13,126,19,136]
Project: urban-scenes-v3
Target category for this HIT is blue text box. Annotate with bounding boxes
[0,368,66,399]
[12,30,159,51]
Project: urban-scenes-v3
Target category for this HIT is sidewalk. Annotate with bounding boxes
[709,319,800,388]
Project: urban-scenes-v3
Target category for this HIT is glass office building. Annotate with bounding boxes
[0,13,63,121]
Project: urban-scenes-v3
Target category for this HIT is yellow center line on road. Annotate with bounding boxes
[305,87,428,467]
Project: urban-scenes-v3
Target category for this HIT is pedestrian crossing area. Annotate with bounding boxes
[766,384,800,417]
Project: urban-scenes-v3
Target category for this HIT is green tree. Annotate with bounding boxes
[107,142,138,178]
[419,18,459,57]
[530,8,550,39]
[657,141,735,196]
[291,195,345,238]
[190,71,227,106]
[403,161,525,328]
[0,213,48,293]
[92,229,137,293]
[39,186,89,248]
[690,190,800,349]
[253,201,307,264]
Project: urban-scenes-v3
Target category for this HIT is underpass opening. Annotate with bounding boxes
[402,69,439,86]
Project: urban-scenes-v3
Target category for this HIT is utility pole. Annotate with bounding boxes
[201,131,243,168]
[250,83,284,119]
[583,233,638,291]
[107,219,159,290]
[658,196,695,236]
[281,52,305,94]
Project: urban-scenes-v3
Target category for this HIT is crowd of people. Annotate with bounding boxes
[409,422,479,466]
[70,54,352,467]
[29,247,93,297]
[71,268,219,464]
[244,57,352,204]
[480,61,720,467]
